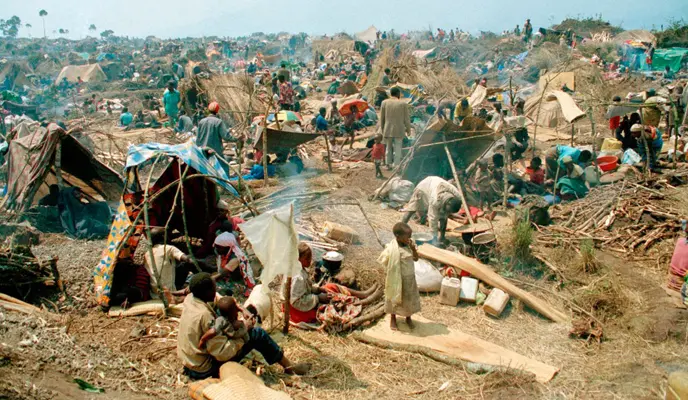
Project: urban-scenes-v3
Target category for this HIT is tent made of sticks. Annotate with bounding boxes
[92,142,247,308]
[2,124,124,213]
[362,48,469,102]
[179,73,256,128]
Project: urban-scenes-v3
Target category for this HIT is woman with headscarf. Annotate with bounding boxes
[213,232,255,296]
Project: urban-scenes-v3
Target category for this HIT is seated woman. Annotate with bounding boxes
[212,232,256,297]
[282,243,378,324]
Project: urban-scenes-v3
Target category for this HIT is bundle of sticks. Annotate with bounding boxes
[297,223,346,252]
[536,179,684,254]
[0,246,62,300]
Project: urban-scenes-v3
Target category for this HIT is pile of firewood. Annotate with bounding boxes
[536,179,684,254]
[0,246,61,301]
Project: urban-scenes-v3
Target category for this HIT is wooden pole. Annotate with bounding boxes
[639,108,651,179]
[54,142,64,188]
[531,78,552,158]
[442,133,474,226]
[587,108,601,183]
[262,103,271,188]
[570,123,575,146]
[323,132,333,173]
[283,277,292,334]
[503,132,510,208]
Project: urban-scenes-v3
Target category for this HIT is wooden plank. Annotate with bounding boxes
[0,293,41,312]
[418,244,568,322]
[359,315,559,383]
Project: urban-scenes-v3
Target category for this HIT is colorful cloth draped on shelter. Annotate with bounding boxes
[125,140,238,195]
[93,201,133,306]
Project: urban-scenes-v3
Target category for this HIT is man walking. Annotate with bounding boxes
[380,87,411,169]
[197,102,236,173]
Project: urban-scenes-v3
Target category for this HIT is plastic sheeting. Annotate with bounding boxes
[239,203,302,285]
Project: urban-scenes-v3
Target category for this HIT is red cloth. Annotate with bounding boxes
[671,238,688,276]
[371,143,385,160]
[609,116,621,130]
[457,206,482,218]
[526,167,545,185]
[286,304,318,323]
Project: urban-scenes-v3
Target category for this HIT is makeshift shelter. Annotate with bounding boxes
[93,140,241,308]
[0,61,32,89]
[613,30,657,47]
[2,123,124,214]
[403,117,497,184]
[355,26,378,44]
[180,73,253,127]
[652,48,688,72]
[524,90,586,129]
[255,127,321,153]
[55,64,107,84]
[100,61,125,81]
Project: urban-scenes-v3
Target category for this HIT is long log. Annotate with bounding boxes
[417,244,568,323]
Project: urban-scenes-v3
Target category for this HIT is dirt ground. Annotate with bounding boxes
[2,72,688,398]
[2,153,688,400]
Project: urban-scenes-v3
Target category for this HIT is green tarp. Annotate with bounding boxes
[652,48,688,72]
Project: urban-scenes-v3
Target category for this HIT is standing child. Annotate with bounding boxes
[371,134,385,179]
[608,96,621,136]
[378,222,421,331]
[474,159,493,214]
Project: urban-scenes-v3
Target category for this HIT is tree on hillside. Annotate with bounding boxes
[39,9,48,38]
[0,16,22,38]
[25,22,32,37]
[89,24,97,32]
[100,29,114,39]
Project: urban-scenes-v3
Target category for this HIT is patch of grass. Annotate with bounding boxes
[578,239,601,274]
[511,217,534,262]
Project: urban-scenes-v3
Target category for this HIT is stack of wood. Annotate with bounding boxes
[297,223,346,252]
[537,180,683,253]
[0,246,61,301]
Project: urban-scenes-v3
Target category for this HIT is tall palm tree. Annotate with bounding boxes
[39,9,48,38]
[25,23,32,38]
[89,24,97,33]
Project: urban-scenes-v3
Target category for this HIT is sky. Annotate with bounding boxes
[3,0,687,40]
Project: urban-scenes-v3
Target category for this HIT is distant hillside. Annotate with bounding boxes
[553,17,624,37]
[656,22,688,48]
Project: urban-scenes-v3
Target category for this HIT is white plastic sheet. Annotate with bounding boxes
[239,203,301,285]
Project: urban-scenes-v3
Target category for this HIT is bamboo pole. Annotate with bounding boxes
[442,133,474,226]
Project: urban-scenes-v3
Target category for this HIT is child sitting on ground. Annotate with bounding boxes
[371,134,385,179]
[378,222,420,331]
[198,297,251,348]
[526,156,545,185]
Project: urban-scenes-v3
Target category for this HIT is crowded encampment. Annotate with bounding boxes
[2,6,688,399]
